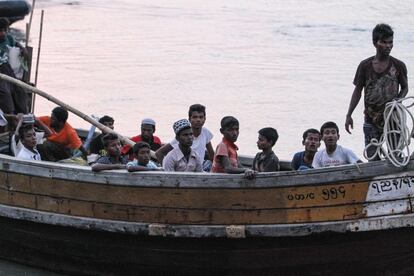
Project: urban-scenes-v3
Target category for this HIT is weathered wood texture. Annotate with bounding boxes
[1,215,414,276]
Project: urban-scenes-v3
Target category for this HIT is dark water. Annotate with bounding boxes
[5,0,414,272]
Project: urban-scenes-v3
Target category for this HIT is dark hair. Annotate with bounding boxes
[132,141,151,154]
[99,115,114,124]
[258,127,278,147]
[0,18,10,30]
[18,124,34,140]
[302,128,321,142]
[373,23,393,44]
[320,121,339,135]
[188,104,206,118]
[52,107,68,123]
[101,133,119,147]
[220,116,239,129]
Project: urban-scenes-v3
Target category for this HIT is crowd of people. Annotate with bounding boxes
[0,22,409,178]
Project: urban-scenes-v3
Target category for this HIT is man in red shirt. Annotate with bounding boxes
[121,118,162,161]
[37,107,87,161]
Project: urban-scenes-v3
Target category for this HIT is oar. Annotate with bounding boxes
[0,73,135,147]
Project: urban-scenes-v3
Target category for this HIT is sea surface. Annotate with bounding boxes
[5,0,414,273]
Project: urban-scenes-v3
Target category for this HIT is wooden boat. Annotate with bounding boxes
[0,147,414,275]
[0,0,31,24]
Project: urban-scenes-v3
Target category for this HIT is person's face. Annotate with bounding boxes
[303,133,321,152]
[106,139,121,157]
[189,111,205,130]
[141,124,154,141]
[21,128,37,150]
[0,28,7,41]
[257,134,272,150]
[221,124,239,143]
[177,128,193,147]
[375,36,393,56]
[50,113,60,128]
[102,121,114,130]
[322,128,339,147]
[136,147,150,166]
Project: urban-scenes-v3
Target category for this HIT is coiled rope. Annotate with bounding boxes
[364,97,414,167]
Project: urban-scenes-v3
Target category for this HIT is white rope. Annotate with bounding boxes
[364,97,414,167]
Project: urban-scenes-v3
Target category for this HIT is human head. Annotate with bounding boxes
[302,128,321,152]
[173,119,193,147]
[99,115,114,130]
[50,106,68,128]
[101,133,121,156]
[372,23,394,44]
[141,118,156,142]
[188,104,206,131]
[220,116,239,142]
[320,121,339,147]
[257,127,278,150]
[18,124,36,150]
[0,18,9,41]
[132,141,151,166]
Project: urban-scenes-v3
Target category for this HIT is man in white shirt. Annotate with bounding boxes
[156,104,214,170]
[313,121,361,168]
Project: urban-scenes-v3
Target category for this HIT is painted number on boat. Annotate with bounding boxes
[286,186,346,201]
[370,177,414,194]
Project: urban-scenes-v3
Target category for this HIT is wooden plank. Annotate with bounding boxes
[0,172,371,209]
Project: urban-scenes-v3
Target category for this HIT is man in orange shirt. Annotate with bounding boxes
[37,107,87,161]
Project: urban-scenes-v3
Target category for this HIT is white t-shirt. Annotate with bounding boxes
[16,146,41,161]
[170,127,213,161]
[11,132,44,156]
[312,145,359,168]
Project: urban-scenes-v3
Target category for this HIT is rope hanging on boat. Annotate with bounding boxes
[364,97,414,167]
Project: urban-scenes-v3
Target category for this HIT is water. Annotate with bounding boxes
[4,1,414,273]
[12,0,414,161]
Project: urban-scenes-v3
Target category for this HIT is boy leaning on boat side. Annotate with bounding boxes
[156,104,214,171]
[126,142,163,172]
[89,115,115,155]
[345,23,408,160]
[252,127,280,172]
[291,128,321,170]
[162,119,203,172]
[91,133,128,172]
[211,116,255,179]
[312,121,362,168]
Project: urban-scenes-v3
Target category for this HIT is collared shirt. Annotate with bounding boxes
[16,146,41,161]
[211,138,239,173]
[121,135,162,160]
[162,147,203,172]
[95,154,128,165]
[126,160,159,169]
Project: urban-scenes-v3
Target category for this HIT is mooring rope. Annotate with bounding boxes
[364,97,414,167]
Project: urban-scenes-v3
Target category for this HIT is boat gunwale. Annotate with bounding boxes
[0,153,413,188]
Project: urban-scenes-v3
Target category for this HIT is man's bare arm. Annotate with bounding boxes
[206,142,214,161]
[155,143,173,163]
[345,85,363,134]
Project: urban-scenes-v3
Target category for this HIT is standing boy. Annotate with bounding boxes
[127,142,162,172]
[162,119,203,172]
[0,17,29,114]
[252,127,280,172]
[345,23,408,159]
[156,104,214,170]
[291,128,321,170]
[313,122,361,168]
[211,116,255,178]
[91,133,128,172]
[121,118,162,161]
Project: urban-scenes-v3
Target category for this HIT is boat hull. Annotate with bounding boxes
[1,214,414,275]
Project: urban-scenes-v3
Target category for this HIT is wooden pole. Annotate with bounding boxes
[26,0,36,47]
[31,9,44,113]
[0,73,135,147]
